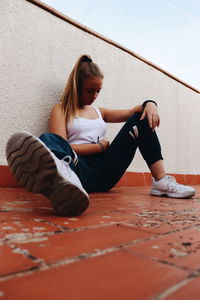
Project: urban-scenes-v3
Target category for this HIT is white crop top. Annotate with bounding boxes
[67,106,107,144]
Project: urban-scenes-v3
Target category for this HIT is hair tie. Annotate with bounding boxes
[82,55,93,63]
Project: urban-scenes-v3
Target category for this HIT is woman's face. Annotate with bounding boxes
[79,76,103,107]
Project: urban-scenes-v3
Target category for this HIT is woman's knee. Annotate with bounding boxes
[124,112,142,128]
[130,112,142,120]
[39,133,50,140]
[126,112,151,133]
[39,133,66,144]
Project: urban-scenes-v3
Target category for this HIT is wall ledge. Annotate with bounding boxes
[1,165,200,188]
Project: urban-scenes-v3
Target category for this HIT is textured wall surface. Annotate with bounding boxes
[1,0,200,174]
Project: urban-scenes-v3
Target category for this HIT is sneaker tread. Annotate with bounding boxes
[6,132,89,216]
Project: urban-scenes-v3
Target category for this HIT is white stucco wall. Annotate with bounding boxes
[1,0,200,174]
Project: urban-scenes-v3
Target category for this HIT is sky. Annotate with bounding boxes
[43,0,200,90]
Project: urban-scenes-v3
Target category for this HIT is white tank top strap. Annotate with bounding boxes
[92,106,103,119]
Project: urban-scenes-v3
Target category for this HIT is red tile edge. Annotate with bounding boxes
[116,172,151,187]
[116,172,200,186]
[1,166,200,188]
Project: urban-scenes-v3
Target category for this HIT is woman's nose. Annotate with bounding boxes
[91,92,98,99]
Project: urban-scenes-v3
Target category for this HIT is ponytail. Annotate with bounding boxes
[60,55,103,124]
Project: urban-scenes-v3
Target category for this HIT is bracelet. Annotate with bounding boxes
[98,142,105,152]
[142,100,157,110]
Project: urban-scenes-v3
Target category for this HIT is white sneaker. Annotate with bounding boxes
[151,175,195,198]
[6,132,89,216]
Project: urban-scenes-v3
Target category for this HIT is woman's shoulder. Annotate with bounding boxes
[91,105,105,119]
[98,106,106,119]
[50,103,65,119]
[52,102,62,110]
[51,102,64,114]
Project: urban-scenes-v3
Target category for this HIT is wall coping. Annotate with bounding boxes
[26,0,200,94]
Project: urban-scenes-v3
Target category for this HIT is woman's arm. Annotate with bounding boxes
[71,140,110,156]
[49,103,67,140]
[49,104,109,156]
[99,102,160,130]
[99,105,142,123]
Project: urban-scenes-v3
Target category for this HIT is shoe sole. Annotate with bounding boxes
[6,132,89,216]
[151,189,195,199]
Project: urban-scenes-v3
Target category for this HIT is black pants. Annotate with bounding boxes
[39,113,163,193]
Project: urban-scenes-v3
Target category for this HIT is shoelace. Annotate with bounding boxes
[61,155,72,165]
[72,150,78,166]
[62,152,78,166]
[166,175,180,192]
[59,155,83,189]
[59,155,74,179]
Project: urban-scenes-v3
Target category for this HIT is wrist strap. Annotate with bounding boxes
[142,100,157,110]
[98,142,105,152]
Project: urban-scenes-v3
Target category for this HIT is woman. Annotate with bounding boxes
[6,55,195,217]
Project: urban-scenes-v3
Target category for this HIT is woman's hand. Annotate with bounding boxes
[140,103,160,130]
[99,139,110,151]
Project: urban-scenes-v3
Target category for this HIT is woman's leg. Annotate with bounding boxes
[39,133,76,171]
[39,133,102,193]
[39,129,195,198]
[95,112,163,191]
[93,113,195,198]
[6,132,89,216]
[150,160,165,181]
[39,127,165,193]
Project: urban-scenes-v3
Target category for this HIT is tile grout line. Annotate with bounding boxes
[1,213,200,283]
[33,218,119,232]
[2,220,200,247]
[117,221,200,236]
[1,221,200,259]
[0,234,166,282]
[150,273,199,300]
[0,224,198,283]
[124,248,193,273]
[0,222,119,246]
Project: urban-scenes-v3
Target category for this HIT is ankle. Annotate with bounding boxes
[154,174,166,182]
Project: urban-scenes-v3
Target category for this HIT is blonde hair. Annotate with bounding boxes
[60,55,104,124]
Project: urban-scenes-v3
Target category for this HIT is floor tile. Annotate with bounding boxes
[118,209,200,234]
[36,211,135,228]
[126,226,200,271]
[0,245,38,276]
[11,225,152,264]
[0,219,61,239]
[0,185,199,299]
[0,250,188,300]
[165,276,200,300]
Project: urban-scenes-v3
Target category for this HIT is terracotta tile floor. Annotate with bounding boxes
[0,185,200,300]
